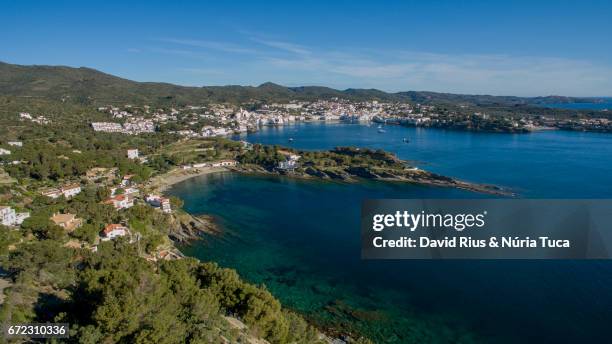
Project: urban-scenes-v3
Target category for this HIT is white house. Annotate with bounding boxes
[40,187,62,199]
[101,224,128,241]
[103,194,134,210]
[277,154,300,171]
[211,160,238,167]
[1,206,29,227]
[146,195,172,213]
[0,206,16,226]
[0,148,11,156]
[160,198,172,213]
[127,149,139,160]
[7,141,22,147]
[61,184,82,198]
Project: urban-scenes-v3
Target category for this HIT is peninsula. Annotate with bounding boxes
[235,145,510,195]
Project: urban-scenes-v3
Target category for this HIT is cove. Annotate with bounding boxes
[169,123,612,343]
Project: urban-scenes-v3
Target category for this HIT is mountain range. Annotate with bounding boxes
[0,61,606,107]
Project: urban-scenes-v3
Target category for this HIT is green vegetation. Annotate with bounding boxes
[0,105,338,342]
[238,144,287,169]
[0,60,520,342]
[159,139,242,167]
[239,145,407,179]
[1,239,324,343]
[1,61,609,120]
[0,175,329,342]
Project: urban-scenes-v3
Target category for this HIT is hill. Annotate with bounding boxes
[0,61,605,107]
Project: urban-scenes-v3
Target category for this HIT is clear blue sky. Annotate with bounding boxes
[2,0,611,96]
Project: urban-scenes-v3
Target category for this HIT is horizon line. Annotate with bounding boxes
[2,60,612,99]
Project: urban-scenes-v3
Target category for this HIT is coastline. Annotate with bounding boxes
[146,166,229,193]
[232,164,513,196]
[146,166,231,243]
[154,161,511,244]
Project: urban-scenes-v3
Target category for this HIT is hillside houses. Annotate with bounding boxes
[91,122,123,133]
[50,213,82,232]
[127,149,139,160]
[62,183,82,198]
[201,126,230,137]
[19,112,51,124]
[40,183,82,199]
[101,224,129,241]
[40,187,62,199]
[123,120,155,134]
[145,195,172,213]
[91,120,155,135]
[1,206,30,227]
[103,194,135,210]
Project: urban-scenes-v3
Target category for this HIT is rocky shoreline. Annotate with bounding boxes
[168,211,222,243]
[155,158,511,245]
[230,164,513,196]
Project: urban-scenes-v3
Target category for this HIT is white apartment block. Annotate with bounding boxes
[127,149,139,159]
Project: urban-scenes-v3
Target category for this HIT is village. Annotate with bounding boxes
[87,99,612,137]
[2,96,611,262]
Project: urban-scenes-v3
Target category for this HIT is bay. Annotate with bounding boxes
[170,123,612,343]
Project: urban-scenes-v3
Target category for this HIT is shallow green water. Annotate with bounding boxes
[174,173,485,342]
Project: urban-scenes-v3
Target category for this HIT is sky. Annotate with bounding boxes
[1,0,611,96]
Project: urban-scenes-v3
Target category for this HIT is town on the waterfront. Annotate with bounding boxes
[1,62,612,343]
[3,1,612,343]
[87,97,612,138]
[2,58,612,343]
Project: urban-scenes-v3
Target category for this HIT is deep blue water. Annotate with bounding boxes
[171,123,612,343]
[542,101,612,110]
[234,122,612,197]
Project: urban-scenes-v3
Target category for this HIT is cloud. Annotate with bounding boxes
[146,33,612,96]
[258,47,612,96]
[155,38,258,54]
[250,38,311,55]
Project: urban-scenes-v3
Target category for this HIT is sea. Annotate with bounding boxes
[542,100,612,111]
[169,123,612,343]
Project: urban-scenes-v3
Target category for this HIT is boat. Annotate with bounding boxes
[288,138,294,142]
[403,137,410,143]
[377,129,386,133]
[377,125,383,129]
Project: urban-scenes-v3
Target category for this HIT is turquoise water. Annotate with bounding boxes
[170,123,612,343]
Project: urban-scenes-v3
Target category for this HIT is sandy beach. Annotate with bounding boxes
[147,166,229,193]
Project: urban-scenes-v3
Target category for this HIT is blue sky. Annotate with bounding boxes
[1,0,611,96]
